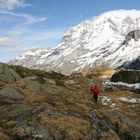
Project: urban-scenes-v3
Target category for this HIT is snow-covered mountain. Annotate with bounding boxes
[10,10,140,74]
[122,56,140,69]
[12,48,54,68]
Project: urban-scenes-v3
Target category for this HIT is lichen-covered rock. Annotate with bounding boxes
[0,104,33,118]
[0,87,24,100]
[90,110,140,140]
[25,80,43,93]
[0,63,21,83]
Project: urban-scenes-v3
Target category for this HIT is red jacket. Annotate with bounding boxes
[91,87,100,95]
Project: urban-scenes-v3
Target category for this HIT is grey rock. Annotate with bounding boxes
[0,87,24,100]
[44,78,56,85]
[0,104,33,118]
[68,110,81,117]
[52,131,64,140]
[90,110,140,140]
[40,107,60,116]
[0,63,21,83]
[111,69,140,84]
[15,119,63,140]
[25,80,43,93]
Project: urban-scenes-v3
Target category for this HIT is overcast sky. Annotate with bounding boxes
[0,0,140,62]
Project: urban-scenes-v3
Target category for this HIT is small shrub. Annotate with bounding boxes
[119,124,129,135]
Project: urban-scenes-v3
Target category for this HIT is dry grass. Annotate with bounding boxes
[87,68,116,78]
[0,81,8,87]
[22,89,45,105]
[100,91,140,118]
[0,132,10,140]
[100,69,116,77]
[38,115,90,140]
[0,129,10,140]
[1,63,139,140]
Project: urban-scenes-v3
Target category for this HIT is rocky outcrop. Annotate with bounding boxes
[0,87,24,100]
[122,29,140,45]
[90,110,140,140]
[0,64,92,140]
[0,63,21,83]
[111,69,140,84]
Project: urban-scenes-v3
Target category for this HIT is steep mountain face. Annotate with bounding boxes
[122,56,140,69]
[10,10,140,74]
[11,48,54,68]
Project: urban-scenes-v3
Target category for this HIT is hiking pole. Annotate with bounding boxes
[89,79,93,94]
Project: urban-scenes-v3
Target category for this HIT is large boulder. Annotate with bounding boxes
[111,70,140,84]
[0,63,21,83]
[0,104,33,118]
[0,87,24,100]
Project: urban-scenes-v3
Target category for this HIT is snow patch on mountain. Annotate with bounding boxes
[119,97,140,104]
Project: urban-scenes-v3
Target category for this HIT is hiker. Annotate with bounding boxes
[91,85,100,102]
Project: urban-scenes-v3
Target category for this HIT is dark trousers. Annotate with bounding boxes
[93,94,98,102]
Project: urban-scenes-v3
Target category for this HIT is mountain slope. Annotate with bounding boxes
[10,10,140,74]
[11,48,54,68]
[0,63,140,140]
